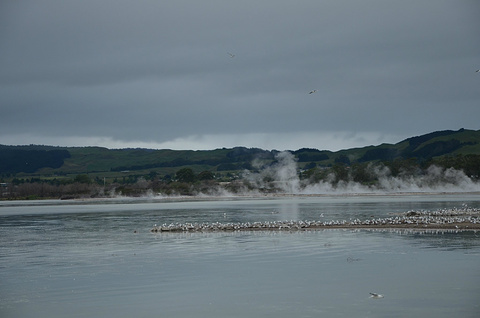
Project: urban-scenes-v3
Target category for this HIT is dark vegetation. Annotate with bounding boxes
[1,128,480,199]
[0,147,70,174]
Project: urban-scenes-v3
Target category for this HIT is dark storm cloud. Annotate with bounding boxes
[1,0,479,150]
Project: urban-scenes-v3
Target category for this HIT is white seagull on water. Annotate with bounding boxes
[309,89,317,94]
[369,292,384,299]
[227,52,235,58]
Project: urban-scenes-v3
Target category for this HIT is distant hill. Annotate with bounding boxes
[351,128,480,163]
[1,128,480,179]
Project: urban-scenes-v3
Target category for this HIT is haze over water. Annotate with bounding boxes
[1,194,480,317]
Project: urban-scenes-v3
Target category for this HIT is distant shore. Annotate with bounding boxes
[2,191,480,206]
[60,190,480,201]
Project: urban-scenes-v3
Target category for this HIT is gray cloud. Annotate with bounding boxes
[1,0,479,150]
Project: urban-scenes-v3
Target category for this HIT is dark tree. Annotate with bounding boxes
[176,168,196,183]
[197,170,214,181]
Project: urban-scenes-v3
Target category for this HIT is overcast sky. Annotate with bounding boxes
[1,1,479,151]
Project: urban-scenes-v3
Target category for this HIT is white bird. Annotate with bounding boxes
[369,293,384,299]
[227,52,235,58]
[476,69,480,73]
[309,89,317,94]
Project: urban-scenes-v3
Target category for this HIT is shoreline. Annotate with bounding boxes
[2,190,479,205]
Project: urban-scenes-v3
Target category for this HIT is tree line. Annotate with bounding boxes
[2,154,479,200]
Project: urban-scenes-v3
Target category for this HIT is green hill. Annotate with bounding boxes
[1,128,480,181]
[325,128,480,165]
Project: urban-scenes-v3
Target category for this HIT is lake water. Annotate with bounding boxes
[1,194,480,317]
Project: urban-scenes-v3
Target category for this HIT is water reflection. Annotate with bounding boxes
[347,228,480,252]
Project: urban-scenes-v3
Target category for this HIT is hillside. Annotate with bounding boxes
[1,128,480,181]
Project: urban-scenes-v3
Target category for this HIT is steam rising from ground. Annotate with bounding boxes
[244,152,300,193]
[241,152,480,195]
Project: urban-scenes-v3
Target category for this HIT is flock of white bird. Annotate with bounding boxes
[151,206,479,233]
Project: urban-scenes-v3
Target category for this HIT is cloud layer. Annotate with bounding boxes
[1,1,479,150]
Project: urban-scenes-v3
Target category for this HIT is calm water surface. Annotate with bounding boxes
[1,194,480,317]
